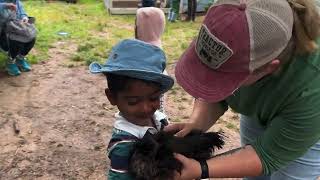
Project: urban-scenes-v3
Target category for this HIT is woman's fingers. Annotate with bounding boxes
[163,123,185,133]
[174,153,188,162]
[175,127,191,137]
[164,123,194,137]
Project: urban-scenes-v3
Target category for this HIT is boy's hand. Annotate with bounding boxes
[5,3,17,11]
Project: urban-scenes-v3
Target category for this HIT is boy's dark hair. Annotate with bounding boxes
[104,73,162,95]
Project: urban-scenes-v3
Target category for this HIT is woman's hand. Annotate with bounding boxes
[164,122,199,137]
[174,153,201,180]
[165,99,225,137]
[4,3,16,11]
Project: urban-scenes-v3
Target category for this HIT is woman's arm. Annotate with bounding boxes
[208,145,262,177]
[190,99,226,130]
[165,99,227,136]
[175,145,263,179]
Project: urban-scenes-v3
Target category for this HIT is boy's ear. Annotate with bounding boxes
[105,88,117,105]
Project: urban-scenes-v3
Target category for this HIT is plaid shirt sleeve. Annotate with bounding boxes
[107,131,137,180]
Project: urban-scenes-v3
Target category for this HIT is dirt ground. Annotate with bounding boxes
[0,41,241,180]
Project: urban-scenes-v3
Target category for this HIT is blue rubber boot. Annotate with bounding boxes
[6,63,21,76]
[16,57,31,72]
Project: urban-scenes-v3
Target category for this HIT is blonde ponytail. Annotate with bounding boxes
[288,0,320,54]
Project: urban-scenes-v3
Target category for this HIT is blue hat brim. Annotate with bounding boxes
[89,62,174,93]
[89,62,104,74]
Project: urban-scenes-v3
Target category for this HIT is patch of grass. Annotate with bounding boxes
[72,37,112,64]
[27,1,133,65]
[0,53,7,68]
[0,1,201,69]
[163,21,200,63]
[226,122,239,131]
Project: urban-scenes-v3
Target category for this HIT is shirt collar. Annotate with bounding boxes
[113,110,167,139]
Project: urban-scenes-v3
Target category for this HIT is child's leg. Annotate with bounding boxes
[191,0,196,21]
[15,39,35,72]
[7,39,22,59]
[0,31,9,52]
[20,38,36,56]
[187,0,192,20]
[172,0,180,17]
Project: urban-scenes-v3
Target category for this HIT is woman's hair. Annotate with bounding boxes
[288,0,320,54]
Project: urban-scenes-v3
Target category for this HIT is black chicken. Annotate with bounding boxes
[128,130,224,180]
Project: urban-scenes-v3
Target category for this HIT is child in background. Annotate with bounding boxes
[186,0,196,21]
[135,7,165,48]
[89,39,174,180]
[168,0,180,22]
[135,7,169,114]
[0,0,35,76]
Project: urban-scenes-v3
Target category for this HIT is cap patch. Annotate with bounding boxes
[195,25,233,69]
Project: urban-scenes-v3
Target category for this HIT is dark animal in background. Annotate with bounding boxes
[128,130,224,180]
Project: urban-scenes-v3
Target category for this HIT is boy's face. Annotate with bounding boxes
[106,79,162,126]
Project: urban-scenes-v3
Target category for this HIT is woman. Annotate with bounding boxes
[166,0,320,179]
[0,0,35,76]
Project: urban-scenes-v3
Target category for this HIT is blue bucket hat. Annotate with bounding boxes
[89,39,174,93]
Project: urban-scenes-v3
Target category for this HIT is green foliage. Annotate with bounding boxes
[226,122,239,131]
[0,53,6,68]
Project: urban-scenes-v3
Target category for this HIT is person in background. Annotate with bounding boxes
[186,0,196,21]
[168,0,180,22]
[135,7,169,114]
[0,0,35,76]
[165,0,320,179]
[141,0,155,7]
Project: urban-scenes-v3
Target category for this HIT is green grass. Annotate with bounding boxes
[0,0,202,68]
[226,123,238,130]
